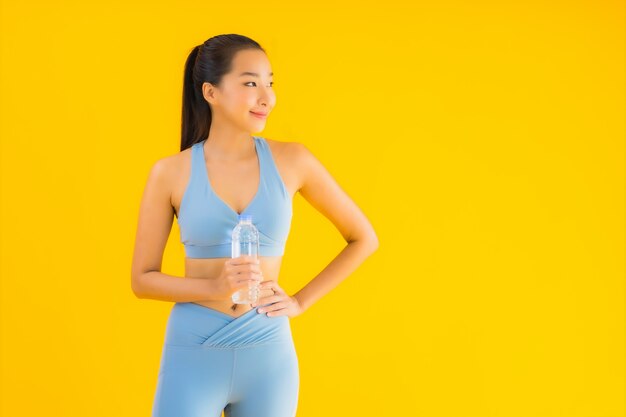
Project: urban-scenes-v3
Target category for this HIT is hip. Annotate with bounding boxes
[162,302,294,350]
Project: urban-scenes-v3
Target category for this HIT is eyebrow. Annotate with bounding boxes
[238,71,273,77]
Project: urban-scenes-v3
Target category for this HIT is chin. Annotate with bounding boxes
[248,121,267,132]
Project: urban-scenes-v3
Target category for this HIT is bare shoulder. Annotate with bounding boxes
[264,136,299,156]
[263,137,309,193]
[147,147,191,206]
[263,137,343,197]
[150,152,179,187]
[166,146,196,210]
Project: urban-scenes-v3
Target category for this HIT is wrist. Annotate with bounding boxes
[293,293,308,312]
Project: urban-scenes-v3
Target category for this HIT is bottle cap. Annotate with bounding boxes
[238,214,253,222]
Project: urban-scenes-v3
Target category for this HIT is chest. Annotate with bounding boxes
[172,141,298,218]
[205,158,261,214]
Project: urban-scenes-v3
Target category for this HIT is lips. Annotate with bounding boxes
[250,111,268,116]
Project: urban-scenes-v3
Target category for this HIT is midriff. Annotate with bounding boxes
[185,255,284,318]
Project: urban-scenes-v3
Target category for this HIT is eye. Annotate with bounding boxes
[244,81,274,87]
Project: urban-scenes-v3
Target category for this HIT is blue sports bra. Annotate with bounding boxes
[177,136,293,258]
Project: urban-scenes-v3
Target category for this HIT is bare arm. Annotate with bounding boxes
[290,143,379,312]
[294,240,377,312]
[130,157,222,302]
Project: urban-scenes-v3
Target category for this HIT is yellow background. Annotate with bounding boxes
[1,1,624,416]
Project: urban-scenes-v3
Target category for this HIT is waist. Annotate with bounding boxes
[184,242,286,258]
[164,302,293,349]
[184,256,283,287]
[191,300,253,317]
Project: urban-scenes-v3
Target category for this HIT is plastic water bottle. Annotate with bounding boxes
[231,214,261,304]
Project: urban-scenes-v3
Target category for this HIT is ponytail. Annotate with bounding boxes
[180,45,211,151]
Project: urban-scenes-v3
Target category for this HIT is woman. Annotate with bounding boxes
[131,34,379,417]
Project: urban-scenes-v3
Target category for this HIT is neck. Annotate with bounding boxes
[204,132,256,161]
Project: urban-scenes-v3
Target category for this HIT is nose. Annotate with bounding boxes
[258,88,274,108]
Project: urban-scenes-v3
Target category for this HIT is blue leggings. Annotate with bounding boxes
[152,302,300,417]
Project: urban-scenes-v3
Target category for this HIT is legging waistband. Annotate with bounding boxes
[163,302,293,350]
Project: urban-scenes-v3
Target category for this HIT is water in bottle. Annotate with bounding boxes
[231,214,261,304]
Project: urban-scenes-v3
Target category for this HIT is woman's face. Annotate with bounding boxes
[203,48,276,133]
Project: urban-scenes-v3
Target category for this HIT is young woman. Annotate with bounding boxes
[131,33,379,417]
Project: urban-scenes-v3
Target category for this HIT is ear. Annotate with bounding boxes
[201,81,216,105]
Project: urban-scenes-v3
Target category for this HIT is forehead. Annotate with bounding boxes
[230,49,273,77]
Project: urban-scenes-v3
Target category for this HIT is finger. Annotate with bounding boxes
[232,267,264,281]
[260,287,274,295]
[259,280,283,292]
[236,271,263,284]
[236,280,258,291]
[271,286,285,295]
[238,254,258,264]
[232,263,262,274]
[258,301,286,314]
[265,307,288,317]
[243,264,264,275]
[255,294,283,308]
[251,288,274,307]
[254,292,281,307]
[230,255,260,265]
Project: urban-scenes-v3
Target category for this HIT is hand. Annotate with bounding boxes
[212,255,263,299]
[251,280,304,318]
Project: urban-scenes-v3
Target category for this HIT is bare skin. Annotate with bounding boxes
[131,48,378,319]
[170,138,298,318]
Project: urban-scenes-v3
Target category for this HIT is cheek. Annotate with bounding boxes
[222,98,252,117]
[222,85,249,103]
[229,90,256,109]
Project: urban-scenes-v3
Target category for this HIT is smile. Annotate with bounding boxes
[250,112,267,119]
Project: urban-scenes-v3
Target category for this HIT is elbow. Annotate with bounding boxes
[369,235,379,253]
[365,230,379,253]
[131,274,145,299]
[349,233,379,253]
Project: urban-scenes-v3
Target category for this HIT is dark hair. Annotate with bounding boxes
[181,34,265,152]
